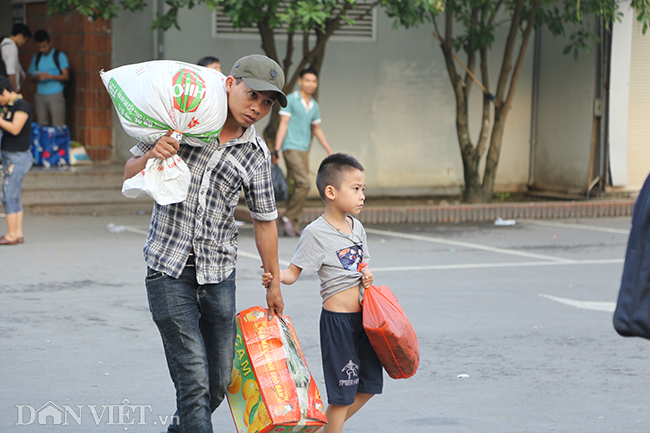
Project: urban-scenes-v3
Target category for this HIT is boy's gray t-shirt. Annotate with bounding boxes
[291,215,370,302]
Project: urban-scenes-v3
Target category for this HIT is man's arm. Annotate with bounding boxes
[8,75,17,92]
[3,44,19,91]
[123,131,179,181]
[274,114,291,163]
[38,68,69,82]
[312,123,333,155]
[253,218,284,320]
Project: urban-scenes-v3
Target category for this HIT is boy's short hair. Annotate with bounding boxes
[299,68,318,79]
[197,56,219,67]
[0,75,14,93]
[316,153,364,201]
[34,30,50,43]
[11,23,32,39]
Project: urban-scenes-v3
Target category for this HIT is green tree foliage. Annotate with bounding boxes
[210,0,383,143]
[384,0,650,202]
[49,0,650,201]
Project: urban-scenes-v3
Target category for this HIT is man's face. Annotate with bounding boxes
[298,73,318,96]
[37,40,52,55]
[14,35,27,48]
[226,77,277,128]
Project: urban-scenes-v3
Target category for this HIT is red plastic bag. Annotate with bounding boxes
[362,285,419,379]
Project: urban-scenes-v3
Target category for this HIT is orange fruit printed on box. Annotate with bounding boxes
[227,306,327,433]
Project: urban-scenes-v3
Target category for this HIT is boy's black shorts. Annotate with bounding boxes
[320,308,383,406]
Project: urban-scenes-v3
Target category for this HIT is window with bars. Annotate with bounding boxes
[212,2,377,41]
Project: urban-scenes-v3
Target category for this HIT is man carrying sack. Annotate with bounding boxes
[122,54,287,433]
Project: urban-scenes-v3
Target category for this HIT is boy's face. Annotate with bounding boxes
[331,168,366,216]
[225,77,277,128]
[298,73,318,96]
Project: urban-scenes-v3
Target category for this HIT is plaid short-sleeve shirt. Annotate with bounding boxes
[131,125,278,285]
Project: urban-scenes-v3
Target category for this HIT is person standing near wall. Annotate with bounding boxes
[27,30,69,127]
[274,68,333,236]
[0,24,31,92]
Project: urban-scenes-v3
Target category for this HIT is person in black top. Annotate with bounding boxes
[0,75,32,245]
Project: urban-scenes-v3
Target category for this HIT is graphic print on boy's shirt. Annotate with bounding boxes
[336,244,364,272]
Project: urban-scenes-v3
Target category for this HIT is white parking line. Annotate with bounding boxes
[123,225,291,266]
[124,225,623,273]
[124,226,148,236]
[539,294,616,312]
[239,250,291,267]
[372,258,624,272]
[523,220,630,234]
[365,228,575,263]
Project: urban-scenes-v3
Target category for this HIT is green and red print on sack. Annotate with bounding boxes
[172,69,206,113]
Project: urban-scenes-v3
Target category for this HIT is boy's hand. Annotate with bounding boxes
[261,271,273,289]
[361,267,374,288]
[261,268,284,289]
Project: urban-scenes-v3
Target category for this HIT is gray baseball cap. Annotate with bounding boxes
[230,54,287,107]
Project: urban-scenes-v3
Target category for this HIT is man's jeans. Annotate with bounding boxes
[146,266,237,433]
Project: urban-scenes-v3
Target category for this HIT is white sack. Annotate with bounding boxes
[122,155,191,206]
[101,60,227,147]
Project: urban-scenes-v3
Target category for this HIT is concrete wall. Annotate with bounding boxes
[626,18,650,190]
[533,24,598,192]
[112,4,534,197]
[111,7,155,161]
[0,0,13,35]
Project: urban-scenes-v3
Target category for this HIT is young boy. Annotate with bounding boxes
[262,153,382,433]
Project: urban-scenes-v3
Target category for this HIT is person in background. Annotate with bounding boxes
[0,76,32,245]
[197,56,221,73]
[0,23,31,92]
[274,68,333,237]
[28,30,69,127]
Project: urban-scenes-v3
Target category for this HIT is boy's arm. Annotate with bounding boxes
[261,263,303,288]
[253,218,284,320]
[282,264,303,285]
[311,123,333,155]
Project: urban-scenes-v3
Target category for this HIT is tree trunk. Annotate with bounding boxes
[480,108,507,199]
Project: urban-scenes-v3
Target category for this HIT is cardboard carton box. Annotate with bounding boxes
[227,306,327,433]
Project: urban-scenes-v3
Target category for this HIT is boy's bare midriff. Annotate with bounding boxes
[323,285,362,313]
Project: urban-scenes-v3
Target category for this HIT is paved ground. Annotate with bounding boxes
[1,214,648,432]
